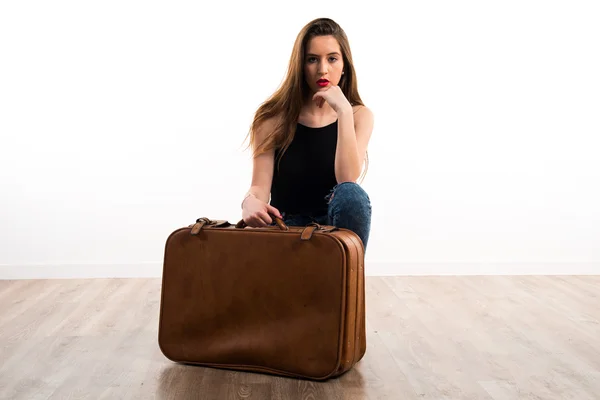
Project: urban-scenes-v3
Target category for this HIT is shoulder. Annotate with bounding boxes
[255,113,284,140]
[260,113,284,129]
[351,105,374,126]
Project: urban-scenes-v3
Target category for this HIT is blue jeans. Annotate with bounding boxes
[279,182,372,251]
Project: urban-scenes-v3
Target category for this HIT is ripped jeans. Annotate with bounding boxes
[279,182,372,251]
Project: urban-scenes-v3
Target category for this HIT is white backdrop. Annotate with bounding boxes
[1,1,599,278]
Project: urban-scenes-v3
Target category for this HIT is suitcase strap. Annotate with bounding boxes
[189,217,231,235]
[189,217,337,240]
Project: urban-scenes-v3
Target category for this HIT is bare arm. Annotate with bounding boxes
[243,116,278,204]
[242,116,283,225]
[334,106,375,183]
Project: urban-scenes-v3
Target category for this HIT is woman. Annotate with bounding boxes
[241,18,374,250]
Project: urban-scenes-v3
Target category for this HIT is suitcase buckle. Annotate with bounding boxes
[190,218,233,235]
[190,217,215,235]
[301,223,338,240]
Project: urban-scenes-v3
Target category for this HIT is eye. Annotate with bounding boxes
[306,57,339,63]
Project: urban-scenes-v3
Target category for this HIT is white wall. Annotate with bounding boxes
[1,1,599,279]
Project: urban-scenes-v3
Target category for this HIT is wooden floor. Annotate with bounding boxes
[0,276,599,399]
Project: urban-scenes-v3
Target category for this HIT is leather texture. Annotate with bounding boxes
[158,217,366,380]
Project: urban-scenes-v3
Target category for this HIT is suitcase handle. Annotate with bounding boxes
[235,214,289,231]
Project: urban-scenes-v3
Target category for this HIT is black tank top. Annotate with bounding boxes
[270,120,338,216]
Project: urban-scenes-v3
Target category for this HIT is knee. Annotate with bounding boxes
[328,182,371,214]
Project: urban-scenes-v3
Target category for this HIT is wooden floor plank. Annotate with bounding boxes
[0,275,599,399]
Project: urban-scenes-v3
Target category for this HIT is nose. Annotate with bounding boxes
[318,61,328,75]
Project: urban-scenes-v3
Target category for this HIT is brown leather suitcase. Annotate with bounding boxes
[158,216,366,380]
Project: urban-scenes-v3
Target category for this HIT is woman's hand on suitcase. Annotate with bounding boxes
[242,196,283,227]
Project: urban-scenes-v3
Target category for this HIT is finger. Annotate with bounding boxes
[250,212,268,226]
[258,211,273,225]
[251,216,268,227]
[268,206,282,219]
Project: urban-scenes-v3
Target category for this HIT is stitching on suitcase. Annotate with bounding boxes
[343,230,361,369]
[347,232,363,366]
[163,226,350,379]
[218,226,348,379]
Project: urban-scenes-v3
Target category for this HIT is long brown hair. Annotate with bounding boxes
[243,17,369,182]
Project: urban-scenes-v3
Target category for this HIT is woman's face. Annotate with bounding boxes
[304,35,345,93]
